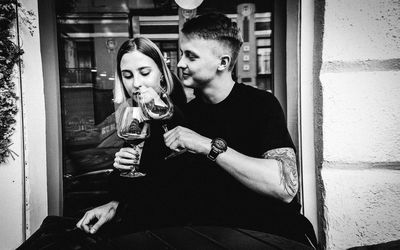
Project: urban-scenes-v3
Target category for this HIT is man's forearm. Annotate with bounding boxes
[215,147,298,203]
[263,147,299,198]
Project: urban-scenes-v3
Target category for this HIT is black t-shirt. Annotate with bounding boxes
[107,82,316,245]
[182,82,302,234]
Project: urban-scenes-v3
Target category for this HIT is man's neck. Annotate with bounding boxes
[200,74,235,104]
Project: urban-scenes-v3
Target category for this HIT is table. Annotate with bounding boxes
[111,226,313,249]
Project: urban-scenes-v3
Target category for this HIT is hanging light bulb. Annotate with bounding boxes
[174,0,203,10]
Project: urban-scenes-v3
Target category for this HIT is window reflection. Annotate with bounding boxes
[58,14,129,216]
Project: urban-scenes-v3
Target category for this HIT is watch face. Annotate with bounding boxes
[214,138,227,150]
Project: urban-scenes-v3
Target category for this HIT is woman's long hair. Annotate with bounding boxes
[113,37,175,104]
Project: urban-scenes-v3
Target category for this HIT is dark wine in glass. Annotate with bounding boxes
[116,104,150,177]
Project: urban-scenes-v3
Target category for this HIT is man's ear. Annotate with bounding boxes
[218,55,231,71]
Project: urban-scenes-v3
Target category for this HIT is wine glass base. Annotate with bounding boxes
[120,171,146,178]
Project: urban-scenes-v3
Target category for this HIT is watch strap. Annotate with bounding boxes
[207,138,227,161]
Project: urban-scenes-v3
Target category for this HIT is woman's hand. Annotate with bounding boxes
[113,147,141,171]
[76,201,119,234]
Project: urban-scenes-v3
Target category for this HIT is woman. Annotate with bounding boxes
[18,37,187,250]
[76,37,187,235]
[18,37,186,249]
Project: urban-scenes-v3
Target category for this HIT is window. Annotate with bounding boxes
[57,13,129,216]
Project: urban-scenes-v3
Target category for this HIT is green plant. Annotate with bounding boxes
[0,0,35,163]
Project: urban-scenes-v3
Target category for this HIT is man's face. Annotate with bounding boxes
[177,36,221,89]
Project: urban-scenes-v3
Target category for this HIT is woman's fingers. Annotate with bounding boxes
[76,202,118,234]
[89,216,107,234]
[113,161,133,171]
[114,147,140,171]
[115,148,137,161]
[117,147,136,156]
[76,214,85,229]
[90,207,116,234]
[77,211,95,233]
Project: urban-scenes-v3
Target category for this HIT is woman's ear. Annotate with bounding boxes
[218,55,231,71]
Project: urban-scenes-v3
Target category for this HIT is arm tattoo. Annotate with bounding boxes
[262,147,298,197]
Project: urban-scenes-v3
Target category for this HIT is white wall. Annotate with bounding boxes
[0,0,48,248]
[19,0,48,238]
[0,78,25,250]
[299,0,319,241]
[318,0,400,249]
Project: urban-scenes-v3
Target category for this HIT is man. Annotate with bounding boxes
[164,12,316,247]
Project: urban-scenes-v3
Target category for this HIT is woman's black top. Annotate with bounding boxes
[108,77,188,230]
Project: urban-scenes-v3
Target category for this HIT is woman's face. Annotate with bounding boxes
[120,50,162,97]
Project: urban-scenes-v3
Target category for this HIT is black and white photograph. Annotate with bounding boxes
[0,0,399,249]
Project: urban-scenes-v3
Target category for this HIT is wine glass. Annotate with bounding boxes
[115,101,150,178]
[138,86,187,160]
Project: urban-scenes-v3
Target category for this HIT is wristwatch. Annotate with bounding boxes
[207,138,228,161]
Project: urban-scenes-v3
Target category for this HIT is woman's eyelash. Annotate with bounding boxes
[122,72,133,79]
[121,70,150,78]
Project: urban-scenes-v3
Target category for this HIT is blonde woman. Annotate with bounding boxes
[18,37,187,250]
[77,37,187,235]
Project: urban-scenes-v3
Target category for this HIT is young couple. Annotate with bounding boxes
[21,12,317,249]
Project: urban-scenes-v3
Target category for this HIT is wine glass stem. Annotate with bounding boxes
[162,124,169,133]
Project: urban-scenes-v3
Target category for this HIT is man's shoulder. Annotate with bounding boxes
[185,83,278,107]
[236,83,277,105]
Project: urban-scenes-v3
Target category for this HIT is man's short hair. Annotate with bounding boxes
[181,12,243,71]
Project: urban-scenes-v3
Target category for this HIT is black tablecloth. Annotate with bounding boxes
[111,226,313,250]
[18,216,314,250]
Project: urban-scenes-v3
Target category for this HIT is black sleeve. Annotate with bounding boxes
[257,92,295,153]
[108,166,138,203]
[108,107,188,203]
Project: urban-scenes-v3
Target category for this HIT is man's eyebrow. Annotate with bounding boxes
[185,50,198,57]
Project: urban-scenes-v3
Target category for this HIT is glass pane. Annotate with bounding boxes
[57,11,129,216]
